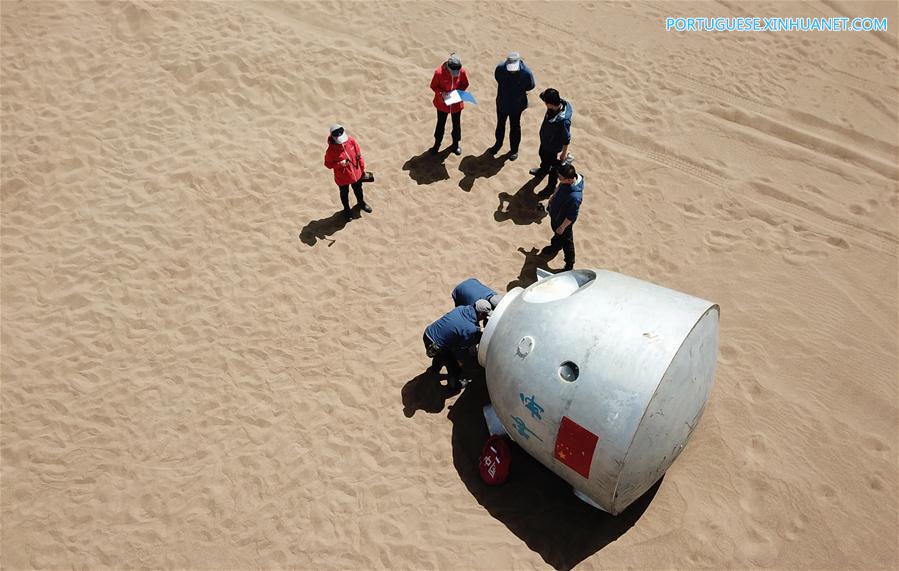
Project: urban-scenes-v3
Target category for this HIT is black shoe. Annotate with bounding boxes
[342,209,352,221]
[487,144,500,155]
[529,167,541,176]
[536,186,555,199]
[359,202,373,213]
[452,144,462,156]
[509,152,518,161]
[429,144,439,155]
[563,262,574,271]
[539,246,555,257]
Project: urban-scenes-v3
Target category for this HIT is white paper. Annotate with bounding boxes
[442,90,462,105]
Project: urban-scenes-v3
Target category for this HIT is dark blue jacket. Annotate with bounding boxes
[538,98,573,154]
[494,61,536,114]
[452,278,497,307]
[425,305,481,350]
[547,174,584,230]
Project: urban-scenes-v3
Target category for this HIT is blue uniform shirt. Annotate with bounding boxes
[547,174,584,230]
[425,305,481,350]
[494,61,536,115]
[539,98,573,154]
[452,278,497,307]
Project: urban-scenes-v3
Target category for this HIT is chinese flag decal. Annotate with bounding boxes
[554,416,599,478]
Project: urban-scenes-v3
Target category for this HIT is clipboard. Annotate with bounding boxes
[443,90,478,105]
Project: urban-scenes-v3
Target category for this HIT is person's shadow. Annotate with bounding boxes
[402,149,452,185]
[401,369,455,417]
[507,246,552,290]
[402,352,485,417]
[447,379,660,571]
[495,177,548,225]
[458,150,508,192]
[298,210,350,246]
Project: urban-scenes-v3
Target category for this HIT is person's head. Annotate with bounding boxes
[488,293,503,309]
[558,163,577,184]
[329,123,348,144]
[475,299,493,321]
[445,53,462,77]
[505,52,521,73]
[539,88,562,110]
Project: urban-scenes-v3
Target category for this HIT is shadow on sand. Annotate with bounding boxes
[298,209,351,246]
[402,148,453,185]
[495,177,549,225]
[401,368,456,417]
[447,378,660,571]
[458,150,508,192]
[507,246,554,290]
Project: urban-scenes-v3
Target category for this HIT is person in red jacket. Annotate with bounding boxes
[323,124,373,221]
[429,53,469,156]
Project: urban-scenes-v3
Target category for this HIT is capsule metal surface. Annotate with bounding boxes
[478,269,719,514]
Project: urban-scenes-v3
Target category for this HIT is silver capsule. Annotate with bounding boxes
[478,269,720,514]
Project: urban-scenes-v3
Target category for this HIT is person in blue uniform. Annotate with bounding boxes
[423,299,493,390]
[451,278,503,309]
[489,52,536,161]
[543,163,584,271]
[529,88,573,197]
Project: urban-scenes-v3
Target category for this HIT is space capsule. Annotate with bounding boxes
[477,269,719,514]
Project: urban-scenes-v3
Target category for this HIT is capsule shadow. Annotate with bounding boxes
[448,383,660,571]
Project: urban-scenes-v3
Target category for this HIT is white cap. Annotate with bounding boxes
[505,52,521,71]
[329,123,348,144]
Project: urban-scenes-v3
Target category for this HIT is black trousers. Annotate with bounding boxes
[546,225,575,266]
[534,148,561,191]
[434,110,462,146]
[494,109,523,152]
[423,332,462,378]
[338,180,364,212]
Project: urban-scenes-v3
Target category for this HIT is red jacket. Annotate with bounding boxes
[323,135,365,186]
[430,65,470,113]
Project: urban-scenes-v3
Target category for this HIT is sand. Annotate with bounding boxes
[1,0,897,569]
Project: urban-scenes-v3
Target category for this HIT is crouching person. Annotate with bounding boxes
[422,299,493,391]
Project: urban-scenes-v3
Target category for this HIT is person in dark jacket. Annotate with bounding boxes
[489,52,536,161]
[429,53,470,156]
[529,88,573,197]
[323,124,373,221]
[543,163,583,271]
[423,299,492,390]
[452,278,502,309]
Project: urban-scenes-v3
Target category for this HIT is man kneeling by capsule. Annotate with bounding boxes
[422,299,493,392]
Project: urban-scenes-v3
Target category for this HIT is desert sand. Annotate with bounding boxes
[1,0,897,569]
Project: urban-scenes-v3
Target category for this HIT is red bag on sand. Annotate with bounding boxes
[479,435,511,485]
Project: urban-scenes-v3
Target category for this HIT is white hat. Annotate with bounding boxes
[329,123,348,144]
[505,52,521,72]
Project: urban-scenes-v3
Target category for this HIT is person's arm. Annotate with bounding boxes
[355,140,365,171]
[558,117,571,162]
[324,147,341,169]
[430,70,442,95]
[459,69,469,92]
[494,64,502,83]
[555,218,573,235]
[526,68,536,91]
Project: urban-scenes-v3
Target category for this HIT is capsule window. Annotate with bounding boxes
[522,270,596,303]
[558,361,579,382]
